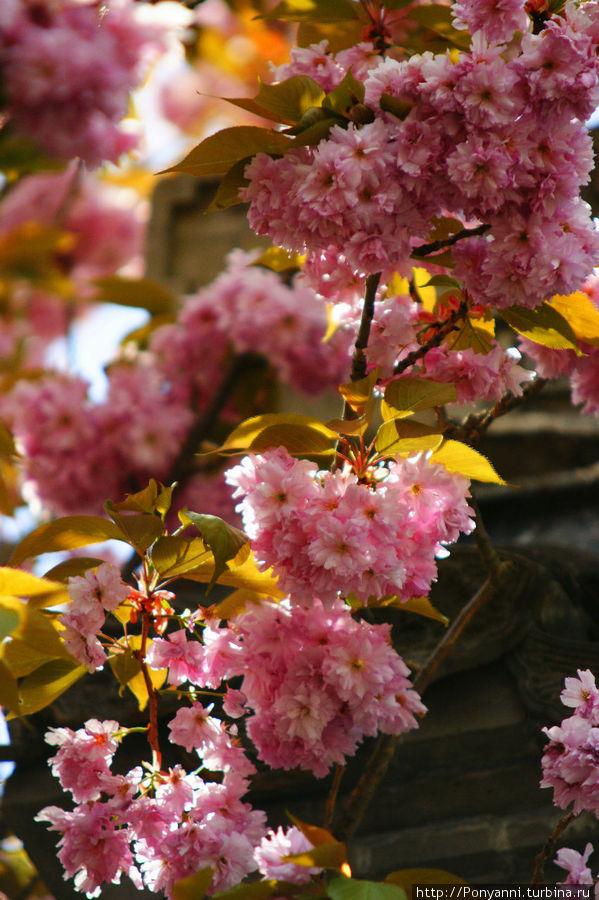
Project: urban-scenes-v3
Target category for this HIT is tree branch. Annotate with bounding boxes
[531,811,577,885]
[393,301,468,376]
[447,377,547,445]
[411,224,490,259]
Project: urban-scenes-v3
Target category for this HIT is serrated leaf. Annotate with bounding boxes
[286,841,347,869]
[92,277,176,316]
[104,505,163,554]
[431,440,506,484]
[0,567,63,598]
[109,648,142,688]
[446,315,494,354]
[252,247,305,272]
[226,76,325,125]
[0,658,19,712]
[382,378,457,420]
[2,638,57,678]
[164,127,293,178]
[501,303,580,352]
[375,420,444,458]
[371,595,449,625]
[10,516,125,566]
[549,292,599,348]
[327,878,406,900]
[385,869,467,891]
[43,557,106,582]
[338,369,380,416]
[183,552,284,598]
[206,158,250,211]
[172,868,214,900]
[214,414,338,457]
[12,659,86,717]
[151,536,212,579]
[212,588,266,620]
[262,0,361,23]
[180,512,250,592]
[323,69,365,116]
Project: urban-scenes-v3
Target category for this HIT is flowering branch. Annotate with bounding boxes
[531,811,577,885]
[448,377,548,444]
[334,561,512,843]
[393,301,469,376]
[411,224,490,259]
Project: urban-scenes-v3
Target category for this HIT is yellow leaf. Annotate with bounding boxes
[212,589,268,620]
[375,420,444,458]
[185,553,285,599]
[172,868,214,900]
[0,567,63,598]
[412,267,436,312]
[385,272,410,298]
[11,659,86,718]
[431,440,506,484]
[214,414,338,457]
[382,378,457,420]
[122,635,167,710]
[549,291,599,348]
[375,595,449,626]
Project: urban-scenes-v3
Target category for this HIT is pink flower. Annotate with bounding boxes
[254,826,322,884]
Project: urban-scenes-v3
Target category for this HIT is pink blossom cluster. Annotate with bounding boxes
[150,250,352,404]
[0,368,194,515]
[225,446,474,605]
[540,669,599,815]
[0,0,165,166]
[147,599,425,776]
[37,719,267,898]
[242,6,599,309]
[60,563,131,672]
[336,289,532,401]
[253,825,322,884]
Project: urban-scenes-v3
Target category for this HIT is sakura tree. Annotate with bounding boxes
[1,0,599,898]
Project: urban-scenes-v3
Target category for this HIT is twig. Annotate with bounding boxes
[411,224,490,259]
[348,273,381,386]
[531,811,577,885]
[470,492,503,581]
[393,301,468,376]
[324,765,345,830]
[447,377,548,445]
[334,561,512,842]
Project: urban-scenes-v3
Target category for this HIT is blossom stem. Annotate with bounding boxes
[334,563,511,843]
[139,609,162,770]
[531,811,577,885]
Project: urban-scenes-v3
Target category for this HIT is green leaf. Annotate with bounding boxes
[431,440,506,484]
[225,76,325,125]
[285,841,347,869]
[214,414,338,457]
[291,114,344,147]
[43,557,106,582]
[385,869,467,892]
[2,638,58,678]
[10,516,125,566]
[104,504,164,554]
[172,868,214,900]
[151,536,212,579]
[92,277,176,316]
[262,0,361,23]
[501,302,580,352]
[446,315,494,355]
[327,877,406,900]
[206,158,250,211]
[163,127,293,178]
[408,5,470,48]
[380,94,412,120]
[13,659,86,717]
[0,605,20,641]
[374,420,444,458]
[211,882,303,900]
[422,274,461,289]
[382,378,457,420]
[179,512,250,592]
[111,480,174,517]
[323,69,365,116]
[109,648,142,689]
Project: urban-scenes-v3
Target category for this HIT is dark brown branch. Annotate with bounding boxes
[324,765,345,830]
[411,224,490,259]
[335,561,512,843]
[349,273,381,384]
[531,811,577,885]
[393,301,468,376]
[448,377,547,445]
